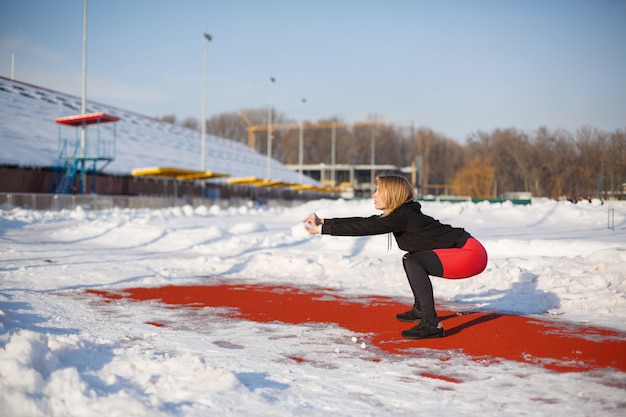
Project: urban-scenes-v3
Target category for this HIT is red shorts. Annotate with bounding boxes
[433,237,488,279]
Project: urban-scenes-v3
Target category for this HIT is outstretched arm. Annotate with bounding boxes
[304,212,398,236]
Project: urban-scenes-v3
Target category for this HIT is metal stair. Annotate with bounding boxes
[47,112,119,194]
[54,159,79,194]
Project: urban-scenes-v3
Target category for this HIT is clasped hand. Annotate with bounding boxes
[303,213,323,234]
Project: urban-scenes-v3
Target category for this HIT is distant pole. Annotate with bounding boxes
[81,0,87,115]
[370,128,376,194]
[266,76,275,180]
[331,122,336,186]
[298,98,306,183]
[80,0,88,193]
[10,53,14,80]
[201,33,212,172]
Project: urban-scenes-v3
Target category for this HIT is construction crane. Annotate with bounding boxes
[237,112,414,190]
[237,110,255,130]
[237,111,413,149]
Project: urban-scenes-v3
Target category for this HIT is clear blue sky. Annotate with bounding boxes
[1,0,625,142]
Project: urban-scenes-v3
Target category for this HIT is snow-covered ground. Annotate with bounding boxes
[1,198,625,416]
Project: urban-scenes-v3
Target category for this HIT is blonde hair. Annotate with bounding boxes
[376,174,416,216]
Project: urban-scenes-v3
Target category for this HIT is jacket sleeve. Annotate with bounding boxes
[322,212,407,236]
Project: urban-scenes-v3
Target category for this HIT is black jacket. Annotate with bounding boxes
[321,201,470,253]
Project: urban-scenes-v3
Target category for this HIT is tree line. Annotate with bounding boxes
[159,109,626,200]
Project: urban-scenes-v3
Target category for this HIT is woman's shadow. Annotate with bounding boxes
[439,271,561,336]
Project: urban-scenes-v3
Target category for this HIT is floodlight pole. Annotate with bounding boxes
[80,0,88,193]
[201,33,212,172]
[266,76,275,180]
[81,0,87,116]
[331,121,336,187]
[298,98,306,183]
[371,128,376,194]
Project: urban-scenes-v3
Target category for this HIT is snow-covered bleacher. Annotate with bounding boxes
[0,76,317,186]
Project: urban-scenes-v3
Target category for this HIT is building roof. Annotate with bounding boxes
[55,112,120,126]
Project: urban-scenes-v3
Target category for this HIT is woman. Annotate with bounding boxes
[303,174,488,339]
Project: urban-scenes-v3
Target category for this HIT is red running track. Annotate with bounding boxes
[87,283,626,373]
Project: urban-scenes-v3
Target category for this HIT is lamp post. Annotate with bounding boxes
[331,121,336,187]
[266,76,275,180]
[370,128,376,194]
[81,0,87,116]
[200,33,212,173]
[298,98,306,183]
[79,0,88,193]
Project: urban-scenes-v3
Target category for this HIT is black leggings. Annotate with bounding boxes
[402,238,488,326]
[402,251,443,326]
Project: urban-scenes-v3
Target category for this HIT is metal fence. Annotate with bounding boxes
[0,193,306,211]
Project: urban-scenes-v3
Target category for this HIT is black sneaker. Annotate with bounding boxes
[401,320,445,339]
[396,307,422,322]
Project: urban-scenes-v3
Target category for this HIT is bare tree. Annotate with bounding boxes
[429,135,464,187]
[158,114,177,124]
[466,129,531,196]
[574,126,608,199]
[532,128,571,198]
[410,128,435,192]
[181,117,199,131]
[161,105,626,200]
[603,129,626,198]
[451,156,496,198]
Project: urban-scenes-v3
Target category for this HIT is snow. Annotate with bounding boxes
[2,73,626,417]
[0,76,317,185]
[1,198,625,416]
